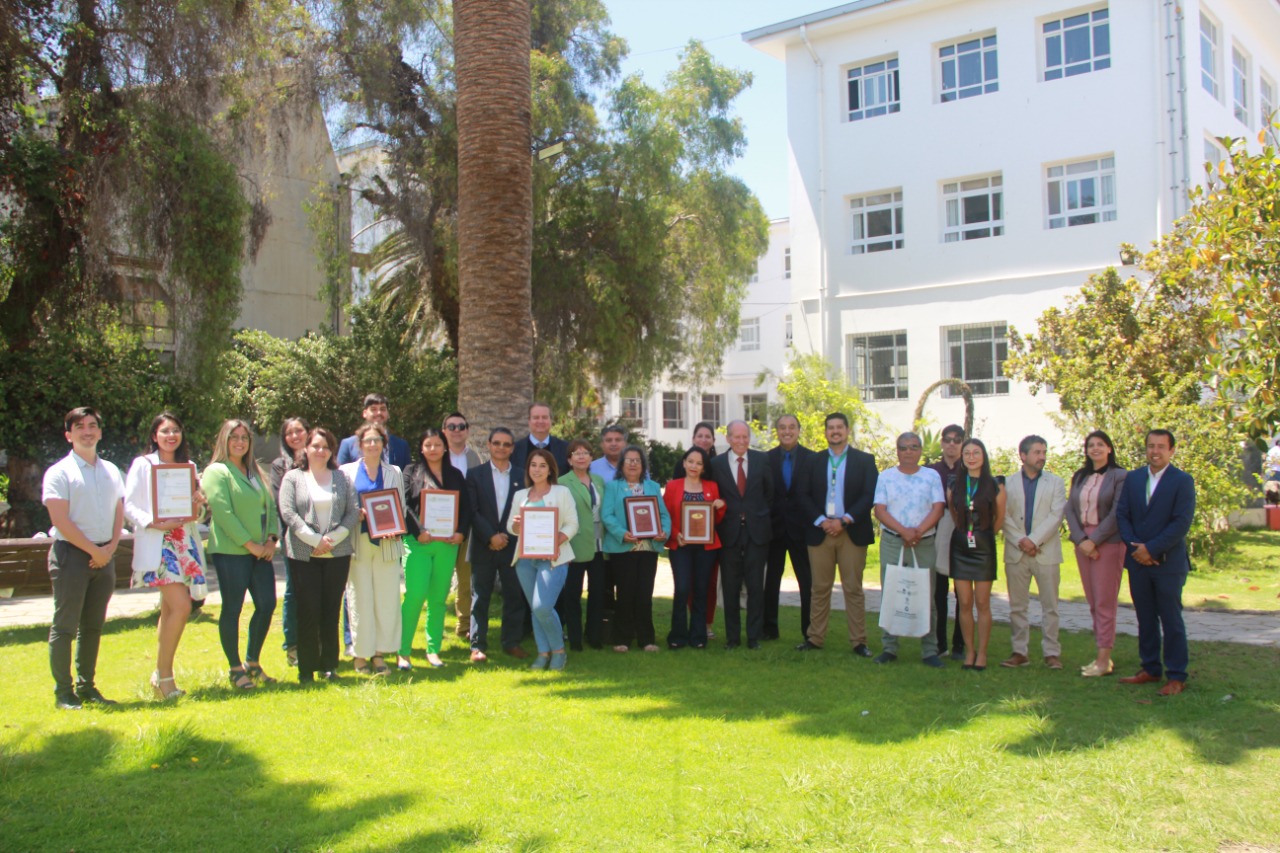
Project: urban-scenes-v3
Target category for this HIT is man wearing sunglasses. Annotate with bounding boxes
[464,427,528,660]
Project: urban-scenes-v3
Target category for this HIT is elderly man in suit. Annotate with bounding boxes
[709,420,773,649]
[765,414,814,641]
[1000,435,1068,669]
[1116,429,1197,696]
[465,427,528,662]
[511,402,569,476]
[794,412,878,657]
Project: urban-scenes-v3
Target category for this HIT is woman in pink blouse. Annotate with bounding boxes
[1064,431,1128,677]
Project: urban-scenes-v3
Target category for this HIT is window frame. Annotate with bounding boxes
[784,314,794,348]
[741,393,769,426]
[848,331,909,401]
[1261,72,1276,133]
[939,33,999,102]
[1045,155,1116,229]
[942,322,1009,397]
[1200,11,1221,100]
[783,247,791,279]
[942,174,1004,243]
[849,189,905,254]
[700,394,723,427]
[738,317,761,351]
[1232,44,1250,125]
[620,396,646,429]
[846,56,901,121]
[1042,6,1111,81]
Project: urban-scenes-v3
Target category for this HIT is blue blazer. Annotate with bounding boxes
[1115,464,1196,573]
[336,432,412,470]
[601,478,670,554]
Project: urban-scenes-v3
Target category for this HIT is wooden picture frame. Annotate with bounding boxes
[150,463,197,523]
[517,506,559,560]
[680,501,714,545]
[361,488,407,538]
[624,495,662,539]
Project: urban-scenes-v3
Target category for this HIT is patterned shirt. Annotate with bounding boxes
[873,466,944,532]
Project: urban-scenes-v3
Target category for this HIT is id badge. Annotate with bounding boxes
[826,500,836,516]
[967,531,977,549]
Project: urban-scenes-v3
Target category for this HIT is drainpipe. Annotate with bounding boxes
[1164,0,1191,221]
[799,23,828,362]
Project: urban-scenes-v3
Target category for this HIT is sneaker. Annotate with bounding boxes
[922,655,946,668]
[873,651,897,664]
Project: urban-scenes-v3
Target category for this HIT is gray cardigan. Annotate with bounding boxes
[279,468,361,560]
[1065,467,1128,546]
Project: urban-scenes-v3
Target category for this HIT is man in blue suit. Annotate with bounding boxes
[336,393,411,469]
[510,402,569,476]
[1115,429,1196,696]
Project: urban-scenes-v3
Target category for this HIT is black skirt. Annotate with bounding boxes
[949,527,997,582]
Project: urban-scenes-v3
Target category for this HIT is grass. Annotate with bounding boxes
[1,595,1279,851]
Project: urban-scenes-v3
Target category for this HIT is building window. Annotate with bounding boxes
[1043,7,1109,81]
[943,175,1003,242]
[662,392,686,430]
[939,34,998,102]
[785,314,794,348]
[849,331,909,401]
[1046,156,1115,229]
[847,57,900,121]
[1232,46,1250,125]
[738,317,760,351]
[749,260,759,283]
[620,396,646,428]
[783,247,791,279]
[1261,73,1276,134]
[741,393,769,425]
[849,190,904,254]
[944,323,1008,397]
[700,394,723,426]
[1204,136,1227,168]
[1200,12,1220,99]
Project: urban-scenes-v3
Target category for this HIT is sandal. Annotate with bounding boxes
[353,657,372,675]
[229,668,257,690]
[396,655,414,672]
[642,644,660,653]
[371,656,391,676]
[151,670,185,700]
[612,645,629,653]
[244,662,277,684]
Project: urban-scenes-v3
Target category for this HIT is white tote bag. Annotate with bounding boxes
[878,545,932,637]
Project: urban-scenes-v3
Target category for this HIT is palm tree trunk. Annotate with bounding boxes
[454,0,534,446]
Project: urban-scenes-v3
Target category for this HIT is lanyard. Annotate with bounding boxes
[965,476,979,536]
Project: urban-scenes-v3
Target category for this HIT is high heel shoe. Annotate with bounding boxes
[151,671,185,700]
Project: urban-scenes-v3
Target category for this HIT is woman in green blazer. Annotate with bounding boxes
[557,439,607,650]
[202,419,280,690]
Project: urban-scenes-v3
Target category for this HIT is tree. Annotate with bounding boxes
[760,354,893,467]
[453,0,535,443]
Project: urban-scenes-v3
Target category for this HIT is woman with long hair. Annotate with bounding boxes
[662,446,726,649]
[399,428,470,670]
[1064,430,1129,676]
[672,422,721,637]
[602,445,671,653]
[124,412,208,699]
[946,438,1005,671]
[339,421,406,676]
[202,419,280,689]
[278,427,360,683]
[270,417,310,668]
[508,449,579,670]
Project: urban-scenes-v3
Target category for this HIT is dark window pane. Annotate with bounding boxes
[959,52,982,87]
[963,194,991,224]
[866,209,894,239]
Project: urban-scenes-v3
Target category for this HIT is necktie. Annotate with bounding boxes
[736,456,747,496]
[782,451,792,490]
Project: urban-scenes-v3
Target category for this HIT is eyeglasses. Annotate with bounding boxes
[490,441,513,449]
[361,437,384,445]
[897,445,921,452]
[444,423,469,431]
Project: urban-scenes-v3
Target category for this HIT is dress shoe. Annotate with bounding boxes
[1080,660,1114,677]
[795,640,822,651]
[1158,679,1186,696]
[921,655,945,668]
[873,651,897,664]
[504,646,529,660]
[469,649,488,663]
[55,692,83,710]
[852,644,873,658]
[76,686,117,706]
[762,630,780,641]
[949,649,967,662]
[725,642,740,650]
[1044,656,1063,670]
[1119,670,1162,685]
[747,640,761,650]
[1000,653,1030,668]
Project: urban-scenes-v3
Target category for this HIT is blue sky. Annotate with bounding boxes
[604,0,835,221]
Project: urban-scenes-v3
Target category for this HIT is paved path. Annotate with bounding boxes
[2,558,1278,647]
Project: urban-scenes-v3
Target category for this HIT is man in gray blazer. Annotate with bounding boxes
[1000,435,1067,669]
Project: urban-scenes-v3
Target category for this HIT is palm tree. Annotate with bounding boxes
[453,0,534,444]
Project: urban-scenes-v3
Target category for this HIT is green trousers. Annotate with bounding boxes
[400,536,459,657]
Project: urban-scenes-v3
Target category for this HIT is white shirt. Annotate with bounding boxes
[1266,445,1280,476]
[450,450,471,477]
[42,450,125,543]
[730,452,749,481]
[1146,464,1169,501]
[491,462,513,515]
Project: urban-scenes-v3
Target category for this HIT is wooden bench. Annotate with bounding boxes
[0,536,135,597]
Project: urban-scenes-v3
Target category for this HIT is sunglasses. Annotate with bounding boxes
[444,423,469,431]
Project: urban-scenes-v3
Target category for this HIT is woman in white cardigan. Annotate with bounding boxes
[507,449,579,671]
[338,421,405,676]
[124,412,208,700]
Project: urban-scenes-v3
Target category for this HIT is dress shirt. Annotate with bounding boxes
[491,462,513,515]
[42,451,125,543]
[1146,465,1168,502]
[813,447,849,525]
[450,450,471,477]
[1021,471,1041,535]
[589,457,619,481]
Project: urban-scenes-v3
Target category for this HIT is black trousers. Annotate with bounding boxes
[765,532,811,640]
[933,571,965,653]
[720,532,768,645]
[290,555,351,678]
[610,550,657,648]
[48,540,116,696]
[556,556,589,649]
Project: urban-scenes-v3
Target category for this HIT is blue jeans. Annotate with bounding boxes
[668,545,716,647]
[210,553,277,669]
[515,559,568,654]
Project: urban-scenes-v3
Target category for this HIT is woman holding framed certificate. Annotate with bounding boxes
[338,421,406,676]
[399,428,470,671]
[124,412,208,699]
[202,419,280,691]
[507,449,579,671]
[671,422,721,638]
[558,439,606,650]
[270,416,310,668]
[279,428,360,683]
[601,446,671,653]
[661,446,726,649]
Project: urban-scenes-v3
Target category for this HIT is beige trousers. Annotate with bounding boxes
[1005,558,1062,657]
[348,535,403,658]
[805,535,868,648]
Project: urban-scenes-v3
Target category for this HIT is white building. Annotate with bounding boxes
[729,0,1280,449]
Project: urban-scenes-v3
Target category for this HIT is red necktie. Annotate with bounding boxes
[736,456,747,496]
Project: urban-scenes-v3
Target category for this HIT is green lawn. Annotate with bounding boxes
[2,598,1278,852]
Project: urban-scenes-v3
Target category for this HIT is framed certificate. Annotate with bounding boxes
[517,506,559,560]
[420,489,460,538]
[151,463,197,522]
[624,495,662,539]
[361,489,407,538]
[681,501,714,545]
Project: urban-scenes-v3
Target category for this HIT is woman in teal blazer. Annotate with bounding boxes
[601,445,670,652]
[202,419,280,690]
[558,439,607,650]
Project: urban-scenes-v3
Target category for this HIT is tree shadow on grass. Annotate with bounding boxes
[0,610,162,648]
[0,724,480,852]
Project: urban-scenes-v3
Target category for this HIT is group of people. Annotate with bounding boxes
[40,397,1197,709]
